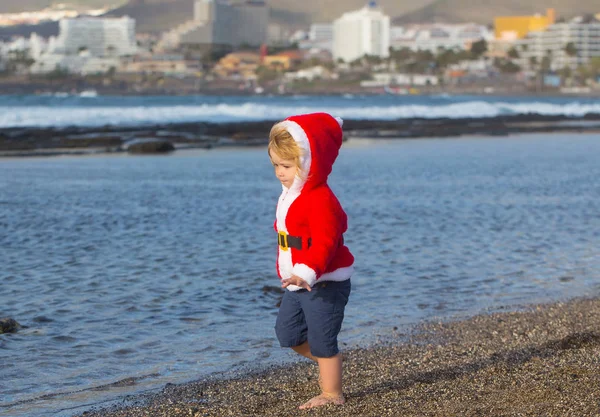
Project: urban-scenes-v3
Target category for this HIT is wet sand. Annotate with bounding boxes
[77,296,600,417]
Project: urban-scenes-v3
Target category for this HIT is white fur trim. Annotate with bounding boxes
[292,263,317,287]
[320,266,354,282]
[274,119,313,282]
[276,187,301,280]
[285,266,354,292]
[278,120,311,188]
[334,116,343,127]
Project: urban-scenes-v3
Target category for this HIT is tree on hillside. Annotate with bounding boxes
[559,65,572,85]
[389,47,412,64]
[507,47,519,59]
[493,57,520,73]
[528,56,541,91]
[434,47,469,72]
[6,49,35,74]
[255,65,280,83]
[564,42,577,57]
[470,39,487,59]
[541,50,553,72]
[589,57,600,77]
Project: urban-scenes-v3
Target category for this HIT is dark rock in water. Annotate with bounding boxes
[33,315,54,323]
[124,138,175,154]
[0,318,21,334]
[2,113,600,158]
[262,285,284,294]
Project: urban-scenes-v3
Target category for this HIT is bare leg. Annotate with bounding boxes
[299,353,345,409]
[291,342,323,390]
[291,341,318,362]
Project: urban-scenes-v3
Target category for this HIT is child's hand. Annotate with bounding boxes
[281,275,312,291]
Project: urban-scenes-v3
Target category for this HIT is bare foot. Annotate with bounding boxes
[299,393,345,409]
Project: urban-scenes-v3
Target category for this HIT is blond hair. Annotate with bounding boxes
[268,122,303,175]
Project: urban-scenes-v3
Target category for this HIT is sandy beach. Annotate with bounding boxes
[76,296,600,417]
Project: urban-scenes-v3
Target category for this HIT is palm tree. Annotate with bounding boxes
[542,49,553,71]
[559,65,572,86]
[470,39,488,59]
[564,42,577,57]
[529,56,540,91]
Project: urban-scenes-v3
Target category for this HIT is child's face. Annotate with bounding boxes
[269,150,297,189]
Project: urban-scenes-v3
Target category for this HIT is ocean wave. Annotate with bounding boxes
[1,100,599,128]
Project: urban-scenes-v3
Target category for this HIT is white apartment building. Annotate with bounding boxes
[333,2,390,63]
[51,16,137,57]
[517,16,600,70]
[0,33,49,64]
[391,24,492,52]
[27,16,136,74]
[310,24,333,43]
[295,23,333,51]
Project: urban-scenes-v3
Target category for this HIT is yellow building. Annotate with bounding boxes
[213,52,261,79]
[494,8,555,41]
[263,51,304,71]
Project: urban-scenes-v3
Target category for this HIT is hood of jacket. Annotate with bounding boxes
[277,112,343,193]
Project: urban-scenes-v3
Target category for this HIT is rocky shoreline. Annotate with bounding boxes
[75,296,600,417]
[2,113,600,158]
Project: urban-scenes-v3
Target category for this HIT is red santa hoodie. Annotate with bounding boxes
[274,112,354,291]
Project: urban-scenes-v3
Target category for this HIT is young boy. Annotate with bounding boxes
[268,112,354,409]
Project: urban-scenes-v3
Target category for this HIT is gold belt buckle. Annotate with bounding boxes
[278,231,289,251]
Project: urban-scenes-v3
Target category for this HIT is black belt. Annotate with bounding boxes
[278,231,311,251]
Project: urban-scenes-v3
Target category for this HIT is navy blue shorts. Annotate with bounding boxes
[275,279,351,358]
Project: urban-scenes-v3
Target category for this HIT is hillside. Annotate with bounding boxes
[0,0,430,20]
[396,0,600,24]
[0,0,122,13]
[106,0,434,33]
[1,0,598,33]
[1,0,433,33]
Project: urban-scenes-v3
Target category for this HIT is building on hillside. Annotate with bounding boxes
[29,54,121,74]
[213,51,261,79]
[333,2,390,63]
[120,54,202,75]
[494,9,555,41]
[268,23,295,47]
[283,65,336,82]
[263,50,304,70]
[51,16,137,57]
[0,33,49,62]
[296,23,333,52]
[516,14,600,70]
[359,73,439,88]
[391,23,492,52]
[176,0,268,50]
[27,16,136,74]
[310,24,333,43]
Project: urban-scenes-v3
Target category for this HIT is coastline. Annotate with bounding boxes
[2,113,600,158]
[0,74,598,98]
[76,296,600,417]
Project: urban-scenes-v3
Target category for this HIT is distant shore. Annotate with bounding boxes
[0,73,599,98]
[76,296,600,417]
[2,113,600,158]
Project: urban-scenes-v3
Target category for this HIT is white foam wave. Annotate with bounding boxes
[1,100,599,128]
